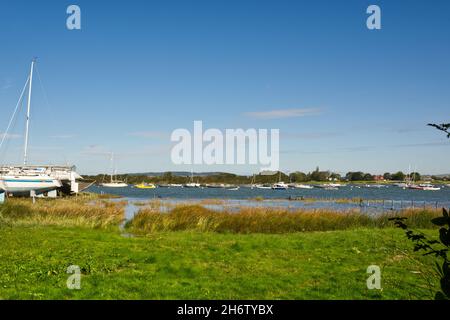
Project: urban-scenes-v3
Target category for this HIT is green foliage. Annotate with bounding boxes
[410,172,421,181]
[428,123,450,138]
[345,171,374,181]
[383,172,392,180]
[308,167,330,181]
[391,171,406,181]
[289,171,308,182]
[390,208,450,300]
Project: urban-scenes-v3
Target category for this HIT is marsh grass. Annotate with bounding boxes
[127,204,441,234]
[0,197,124,229]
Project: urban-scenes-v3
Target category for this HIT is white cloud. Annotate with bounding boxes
[49,134,78,139]
[244,108,322,119]
[127,131,168,138]
[80,145,111,156]
[0,133,21,140]
[1,79,13,90]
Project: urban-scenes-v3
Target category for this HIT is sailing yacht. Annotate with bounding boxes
[184,170,200,188]
[0,59,62,196]
[100,153,128,188]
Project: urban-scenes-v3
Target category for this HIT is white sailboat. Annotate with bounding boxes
[100,153,128,188]
[272,172,288,190]
[184,170,201,188]
[418,183,441,191]
[0,59,62,196]
[290,184,314,189]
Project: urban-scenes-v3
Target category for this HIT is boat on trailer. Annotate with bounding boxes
[0,165,89,196]
[0,175,62,196]
[0,59,84,197]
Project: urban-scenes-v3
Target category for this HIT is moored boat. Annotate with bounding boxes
[100,153,128,188]
[169,183,183,187]
[184,182,201,188]
[418,183,441,191]
[184,170,200,188]
[290,184,313,189]
[205,184,227,188]
[101,182,128,188]
[272,182,289,190]
[134,183,156,189]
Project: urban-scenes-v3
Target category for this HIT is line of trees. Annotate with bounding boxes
[84,168,431,184]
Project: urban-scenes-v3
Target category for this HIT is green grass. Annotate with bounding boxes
[0,197,442,299]
[0,224,440,299]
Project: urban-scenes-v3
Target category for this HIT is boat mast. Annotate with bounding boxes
[23,58,36,165]
[110,152,114,183]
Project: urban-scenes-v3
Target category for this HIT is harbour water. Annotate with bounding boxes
[88,184,450,220]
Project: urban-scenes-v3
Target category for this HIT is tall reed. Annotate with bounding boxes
[127,204,441,234]
[0,198,124,229]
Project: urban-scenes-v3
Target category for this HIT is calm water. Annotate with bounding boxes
[88,184,450,220]
[88,184,450,202]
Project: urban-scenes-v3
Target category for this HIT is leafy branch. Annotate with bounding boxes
[389,209,450,300]
[427,123,450,138]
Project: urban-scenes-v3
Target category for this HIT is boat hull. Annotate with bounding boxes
[291,184,313,189]
[0,176,62,196]
[100,183,128,188]
[135,184,156,189]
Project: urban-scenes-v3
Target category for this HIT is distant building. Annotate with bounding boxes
[373,175,385,181]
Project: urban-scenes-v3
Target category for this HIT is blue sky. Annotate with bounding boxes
[0,0,449,175]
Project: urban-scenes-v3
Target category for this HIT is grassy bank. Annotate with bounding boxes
[0,197,442,299]
[0,225,439,299]
[127,205,441,234]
